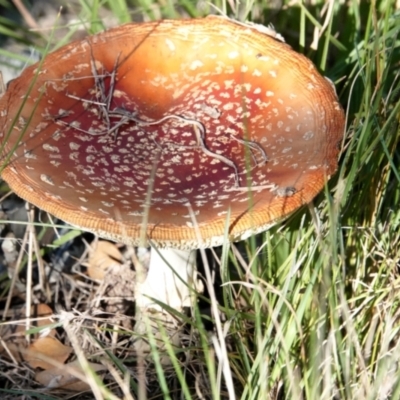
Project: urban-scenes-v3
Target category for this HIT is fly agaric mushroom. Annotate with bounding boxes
[0,16,344,348]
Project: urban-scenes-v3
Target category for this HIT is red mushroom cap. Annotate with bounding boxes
[0,16,344,249]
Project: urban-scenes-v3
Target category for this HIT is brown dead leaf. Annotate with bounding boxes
[26,336,72,370]
[1,303,54,333]
[35,360,106,391]
[87,240,123,280]
[0,304,57,363]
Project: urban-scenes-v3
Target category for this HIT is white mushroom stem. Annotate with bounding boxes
[134,248,203,360]
[135,248,202,313]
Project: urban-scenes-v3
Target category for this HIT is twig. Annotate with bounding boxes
[25,203,34,344]
[2,228,29,321]
[12,0,40,31]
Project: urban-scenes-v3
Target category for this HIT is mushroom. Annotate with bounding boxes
[0,16,344,350]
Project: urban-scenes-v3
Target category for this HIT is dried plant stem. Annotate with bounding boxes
[12,0,39,31]
[2,227,29,321]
